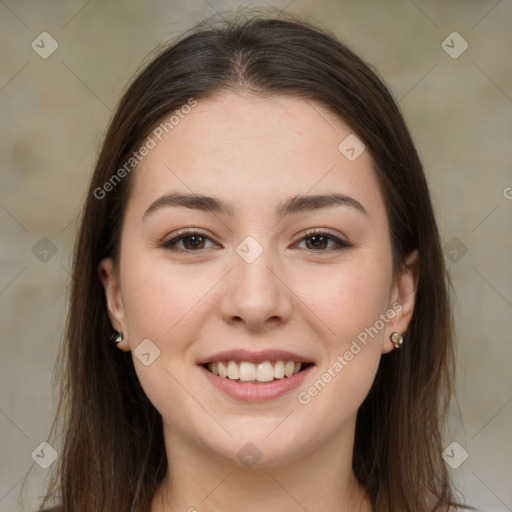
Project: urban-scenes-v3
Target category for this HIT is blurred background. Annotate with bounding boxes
[0,1,511,511]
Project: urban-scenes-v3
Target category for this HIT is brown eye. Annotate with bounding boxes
[180,235,206,250]
[296,230,351,252]
[304,234,330,250]
[162,231,218,253]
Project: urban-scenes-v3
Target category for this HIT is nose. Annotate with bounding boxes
[218,243,294,332]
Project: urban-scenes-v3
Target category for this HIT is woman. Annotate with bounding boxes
[38,11,472,512]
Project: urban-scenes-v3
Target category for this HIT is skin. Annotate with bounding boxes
[99,92,419,512]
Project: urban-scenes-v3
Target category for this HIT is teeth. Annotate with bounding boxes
[207,360,305,382]
[256,361,275,382]
[239,361,256,381]
[274,360,285,379]
[218,361,228,378]
[227,360,239,380]
[284,361,295,377]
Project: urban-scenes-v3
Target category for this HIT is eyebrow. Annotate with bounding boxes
[143,192,368,220]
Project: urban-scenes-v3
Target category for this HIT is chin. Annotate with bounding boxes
[198,424,311,469]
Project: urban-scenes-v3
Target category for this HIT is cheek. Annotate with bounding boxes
[293,253,392,407]
[120,252,217,344]
[118,255,216,422]
[298,253,393,344]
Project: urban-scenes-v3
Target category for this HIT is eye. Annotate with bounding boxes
[161,230,219,253]
[161,228,351,254]
[294,229,351,252]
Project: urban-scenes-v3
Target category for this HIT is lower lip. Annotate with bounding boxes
[198,364,314,402]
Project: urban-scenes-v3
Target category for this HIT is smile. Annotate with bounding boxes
[203,360,313,383]
[199,362,314,402]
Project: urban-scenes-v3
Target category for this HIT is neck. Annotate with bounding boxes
[152,419,372,512]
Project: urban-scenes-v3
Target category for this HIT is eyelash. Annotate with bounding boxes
[161,228,352,255]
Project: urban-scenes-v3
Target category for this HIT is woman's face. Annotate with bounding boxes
[100,92,417,468]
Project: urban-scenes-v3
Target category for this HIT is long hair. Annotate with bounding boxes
[38,10,471,512]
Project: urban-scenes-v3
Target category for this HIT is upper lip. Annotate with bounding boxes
[197,349,314,366]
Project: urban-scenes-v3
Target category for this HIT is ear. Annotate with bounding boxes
[382,249,420,354]
[98,258,130,351]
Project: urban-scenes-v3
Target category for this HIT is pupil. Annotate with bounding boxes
[308,235,326,249]
[185,235,203,249]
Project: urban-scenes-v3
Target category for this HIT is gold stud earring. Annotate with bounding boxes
[390,332,403,349]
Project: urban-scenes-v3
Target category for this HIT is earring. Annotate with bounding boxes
[390,332,403,349]
[110,330,124,345]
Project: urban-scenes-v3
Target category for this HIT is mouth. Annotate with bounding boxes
[201,360,315,384]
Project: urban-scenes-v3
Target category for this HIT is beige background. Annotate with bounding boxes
[1,1,511,511]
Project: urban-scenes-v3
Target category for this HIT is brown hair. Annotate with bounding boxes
[36,10,471,512]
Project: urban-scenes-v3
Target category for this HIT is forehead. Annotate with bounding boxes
[128,92,385,222]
